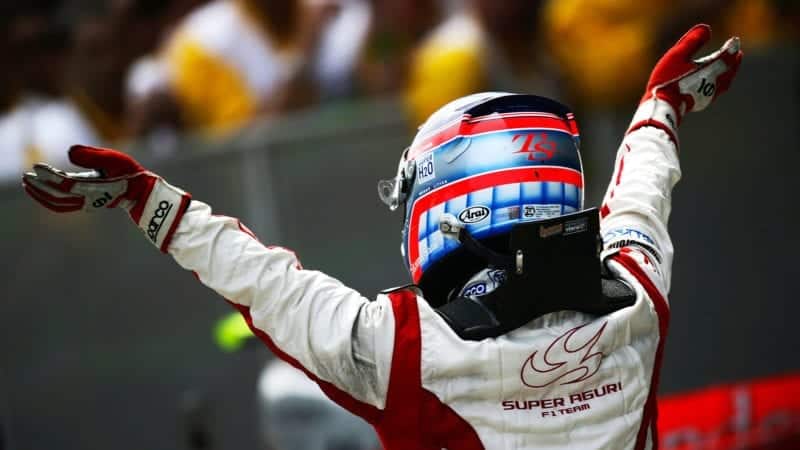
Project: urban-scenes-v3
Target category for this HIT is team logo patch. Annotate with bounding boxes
[520,321,607,388]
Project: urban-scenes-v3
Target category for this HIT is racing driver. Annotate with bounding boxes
[22,25,742,449]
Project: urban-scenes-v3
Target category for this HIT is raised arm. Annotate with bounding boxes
[21,145,394,413]
[169,199,395,409]
[600,24,742,295]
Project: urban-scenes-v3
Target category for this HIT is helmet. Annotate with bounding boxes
[379,92,583,306]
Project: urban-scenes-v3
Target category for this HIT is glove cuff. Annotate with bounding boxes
[627,98,680,147]
[137,178,191,252]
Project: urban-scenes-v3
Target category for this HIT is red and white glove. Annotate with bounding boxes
[22,145,191,252]
[628,24,743,145]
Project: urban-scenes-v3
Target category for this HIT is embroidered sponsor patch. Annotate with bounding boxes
[603,227,662,263]
[461,281,488,297]
[147,200,173,243]
[603,227,656,246]
[502,321,622,419]
[520,321,607,388]
[501,381,623,418]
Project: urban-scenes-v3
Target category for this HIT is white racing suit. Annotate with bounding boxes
[167,125,680,449]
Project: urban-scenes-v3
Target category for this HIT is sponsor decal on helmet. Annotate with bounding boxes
[522,204,562,220]
[458,205,490,224]
[416,151,436,184]
[512,132,557,161]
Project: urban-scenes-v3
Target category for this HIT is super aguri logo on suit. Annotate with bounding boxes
[520,321,607,388]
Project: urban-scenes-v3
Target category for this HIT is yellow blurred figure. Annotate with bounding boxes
[545,0,790,108]
[544,0,670,107]
[162,0,303,133]
[405,1,557,127]
[405,13,486,128]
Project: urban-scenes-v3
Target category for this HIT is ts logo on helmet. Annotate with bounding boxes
[512,133,556,161]
[459,206,490,224]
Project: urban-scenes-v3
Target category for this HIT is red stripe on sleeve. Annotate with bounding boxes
[612,252,670,450]
[627,120,679,150]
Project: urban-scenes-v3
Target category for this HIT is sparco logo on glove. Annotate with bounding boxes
[147,201,173,242]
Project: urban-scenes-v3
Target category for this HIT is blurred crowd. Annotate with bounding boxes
[0,0,797,180]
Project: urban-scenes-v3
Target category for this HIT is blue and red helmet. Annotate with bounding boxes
[379,92,583,305]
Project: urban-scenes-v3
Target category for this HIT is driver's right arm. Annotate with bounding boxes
[169,199,396,411]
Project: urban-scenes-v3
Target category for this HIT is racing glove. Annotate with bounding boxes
[628,24,743,144]
[22,145,191,252]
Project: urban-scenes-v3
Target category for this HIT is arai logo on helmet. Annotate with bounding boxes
[459,206,490,224]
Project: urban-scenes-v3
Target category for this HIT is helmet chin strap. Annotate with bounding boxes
[439,214,522,274]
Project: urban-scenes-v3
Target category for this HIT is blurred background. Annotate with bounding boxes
[0,0,799,449]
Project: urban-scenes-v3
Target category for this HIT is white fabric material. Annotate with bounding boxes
[602,126,681,294]
[138,178,188,250]
[23,163,124,210]
[416,126,679,448]
[164,124,680,448]
[628,99,679,140]
[168,201,395,409]
[418,294,655,448]
[677,36,740,113]
[678,58,727,112]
